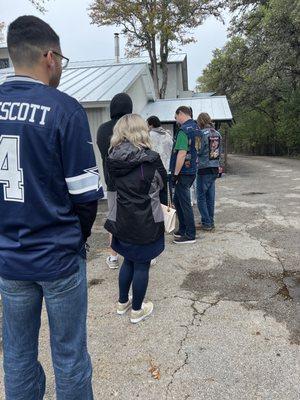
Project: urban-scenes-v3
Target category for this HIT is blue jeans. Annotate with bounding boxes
[119,258,150,311]
[0,257,93,400]
[196,173,217,227]
[173,174,196,239]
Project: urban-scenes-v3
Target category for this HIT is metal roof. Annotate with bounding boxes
[193,92,216,97]
[141,96,233,121]
[0,52,187,103]
[67,53,187,69]
[59,63,154,103]
[0,62,155,103]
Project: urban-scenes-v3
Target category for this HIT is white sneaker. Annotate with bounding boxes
[150,258,157,266]
[130,301,154,324]
[117,296,132,315]
[106,256,119,269]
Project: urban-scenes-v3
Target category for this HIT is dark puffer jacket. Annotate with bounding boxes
[97,93,133,190]
[104,141,167,245]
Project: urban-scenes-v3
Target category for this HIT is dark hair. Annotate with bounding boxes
[175,106,192,117]
[147,115,161,128]
[7,15,60,66]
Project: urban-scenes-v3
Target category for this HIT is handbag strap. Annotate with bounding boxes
[167,180,171,211]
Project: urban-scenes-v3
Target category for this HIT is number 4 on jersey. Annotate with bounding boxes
[0,135,24,202]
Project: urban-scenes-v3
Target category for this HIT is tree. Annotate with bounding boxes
[197,0,300,155]
[28,0,50,13]
[89,0,223,98]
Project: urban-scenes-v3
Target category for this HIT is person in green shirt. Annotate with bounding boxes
[175,129,189,150]
[170,106,198,244]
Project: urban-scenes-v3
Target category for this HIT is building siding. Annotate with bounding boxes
[126,76,149,114]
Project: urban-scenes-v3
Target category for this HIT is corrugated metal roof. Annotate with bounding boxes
[67,53,186,69]
[59,63,152,102]
[141,96,233,121]
[0,62,155,103]
[0,53,186,102]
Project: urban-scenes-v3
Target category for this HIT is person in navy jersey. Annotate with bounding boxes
[0,16,103,399]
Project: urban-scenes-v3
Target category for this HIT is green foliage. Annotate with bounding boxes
[197,0,300,155]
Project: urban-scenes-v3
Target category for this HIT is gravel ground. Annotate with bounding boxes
[0,155,299,399]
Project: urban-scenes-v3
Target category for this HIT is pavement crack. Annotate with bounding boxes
[257,236,293,300]
[165,299,220,399]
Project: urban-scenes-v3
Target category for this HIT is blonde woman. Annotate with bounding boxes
[104,114,167,323]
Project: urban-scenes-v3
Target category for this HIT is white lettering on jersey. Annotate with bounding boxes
[39,106,51,126]
[8,102,20,121]
[0,102,10,120]
[0,135,24,202]
[29,104,41,122]
[0,102,51,125]
[17,103,30,121]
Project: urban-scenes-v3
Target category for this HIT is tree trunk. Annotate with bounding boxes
[147,37,160,99]
[159,39,169,99]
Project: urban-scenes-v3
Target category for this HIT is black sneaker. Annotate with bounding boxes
[201,225,214,231]
[196,223,214,231]
[173,230,184,238]
[173,236,196,244]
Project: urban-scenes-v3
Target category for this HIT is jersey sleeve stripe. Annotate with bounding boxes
[65,170,97,183]
[68,184,100,195]
[65,172,101,195]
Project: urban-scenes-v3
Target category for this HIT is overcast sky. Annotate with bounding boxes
[1,0,230,89]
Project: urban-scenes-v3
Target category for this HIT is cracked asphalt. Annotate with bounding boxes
[0,155,300,399]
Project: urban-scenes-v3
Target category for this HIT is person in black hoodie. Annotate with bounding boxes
[105,114,167,323]
[97,93,133,269]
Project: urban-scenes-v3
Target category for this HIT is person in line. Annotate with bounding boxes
[147,115,173,247]
[196,112,222,231]
[147,115,173,209]
[104,114,167,323]
[170,106,199,244]
[97,93,133,269]
[147,115,173,173]
[0,16,103,399]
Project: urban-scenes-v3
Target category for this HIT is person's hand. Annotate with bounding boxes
[171,174,179,185]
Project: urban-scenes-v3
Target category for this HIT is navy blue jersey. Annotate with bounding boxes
[0,76,103,281]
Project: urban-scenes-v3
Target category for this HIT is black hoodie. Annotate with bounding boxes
[97,93,133,190]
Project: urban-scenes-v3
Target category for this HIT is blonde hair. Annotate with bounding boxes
[110,114,152,150]
[197,112,213,129]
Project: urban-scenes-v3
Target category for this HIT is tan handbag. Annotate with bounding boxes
[161,182,176,233]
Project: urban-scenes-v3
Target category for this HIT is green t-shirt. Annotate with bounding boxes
[175,130,188,151]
